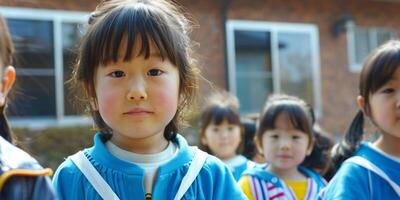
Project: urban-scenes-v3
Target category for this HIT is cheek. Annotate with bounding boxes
[152,80,179,112]
[95,83,120,116]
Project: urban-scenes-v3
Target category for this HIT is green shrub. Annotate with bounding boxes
[13,126,94,171]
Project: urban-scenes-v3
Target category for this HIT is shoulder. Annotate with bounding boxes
[322,160,370,199]
[52,152,85,185]
[0,137,43,170]
[197,152,247,199]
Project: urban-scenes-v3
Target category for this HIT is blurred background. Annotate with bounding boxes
[0,0,398,170]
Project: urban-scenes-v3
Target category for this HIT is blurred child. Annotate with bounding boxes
[52,1,245,199]
[303,105,333,180]
[241,116,265,163]
[0,15,55,200]
[239,95,326,199]
[321,40,400,199]
[199,90,255,181]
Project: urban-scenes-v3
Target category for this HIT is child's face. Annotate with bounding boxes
[201,120,241,160]
[93,41,180,149]
[365,68,400,139]
[260,113,312,172]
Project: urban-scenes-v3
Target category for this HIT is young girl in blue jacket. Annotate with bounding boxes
[239,95,326,200]
[321,40,400,199]
[52,1,245,199]
[199,90,255,181]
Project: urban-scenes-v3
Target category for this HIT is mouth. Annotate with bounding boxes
[123,108,152,115]
[277,155,292,159]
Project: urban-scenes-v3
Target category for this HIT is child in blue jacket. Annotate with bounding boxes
[52,1,246,199]
[321,41,400,199]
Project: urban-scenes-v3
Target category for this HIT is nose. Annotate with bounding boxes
[279,138,291,151]
[397,91,400,108]
[126,78,147,101]
[220,129,229,138]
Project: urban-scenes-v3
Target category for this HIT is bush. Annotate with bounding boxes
[13,126,94,171]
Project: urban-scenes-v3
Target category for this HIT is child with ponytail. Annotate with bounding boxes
[322,40,400,199]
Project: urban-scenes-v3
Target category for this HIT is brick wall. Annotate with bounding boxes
[179,0,400,135]
[2,0,400,135]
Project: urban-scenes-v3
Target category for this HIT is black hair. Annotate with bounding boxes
[331,40,400,172]
[241,117,258,160]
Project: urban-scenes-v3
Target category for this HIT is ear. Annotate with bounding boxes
[255,137,264,155]
[356,95,367,115]
[200,136,208,146]
[89,97,98,111]
[306,139,315,156]
[0,66,16,106]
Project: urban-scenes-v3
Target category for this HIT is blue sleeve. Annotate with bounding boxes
[202,156,248,200]
[322,162,370,200]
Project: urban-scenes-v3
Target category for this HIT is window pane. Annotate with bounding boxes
[354,27,371,64]
[6,19,54,69]
[278,32,315,106]
[6,18,56,117]
[8,76,56,117]
[63,23,84,116]
[234,31,272,113]
[376,29,393,47]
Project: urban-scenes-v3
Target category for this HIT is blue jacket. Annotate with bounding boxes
[53,133,246,200]
[321,143,400,199]
[230,157,256,181]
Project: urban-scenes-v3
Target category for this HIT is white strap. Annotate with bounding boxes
[346,156,400,197]
[70,151,120,200]
[173,148,208,200]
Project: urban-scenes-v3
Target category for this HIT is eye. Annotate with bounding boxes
[227,126,235,131]
[270,134,279,139]
[292,135,301,140]
[109,70,125,78]
[381,88,395,94]
[147,69,163,76]
[212,127,219,132]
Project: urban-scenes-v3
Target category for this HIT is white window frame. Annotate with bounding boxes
[347,23,397,72]
[226,20,322,117]
[0,7,92,128]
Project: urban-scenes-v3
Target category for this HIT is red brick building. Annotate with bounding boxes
[1,0,399,136]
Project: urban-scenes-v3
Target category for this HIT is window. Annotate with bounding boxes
[347,24,396,72]
[226,20,322,116]
[0,7,90,128]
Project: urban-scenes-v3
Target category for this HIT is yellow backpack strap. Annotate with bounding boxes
[0,168,53,189]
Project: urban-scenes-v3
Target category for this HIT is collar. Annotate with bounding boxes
[87,133,195,175]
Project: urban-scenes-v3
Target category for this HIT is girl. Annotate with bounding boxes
[199,90,255,181]
[321,40,400,199]
[0,15,55,199]
[52,1,245,199]
[238,95,326,200]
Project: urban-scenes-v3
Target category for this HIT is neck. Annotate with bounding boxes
[110,132,170,154]
[373,135,400,157]
[267,165,306,181]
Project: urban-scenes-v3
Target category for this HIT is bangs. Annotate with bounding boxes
[86,4,178,66]
[364,47,400,94]
[261,103,311,134]
[210,106,241,125]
